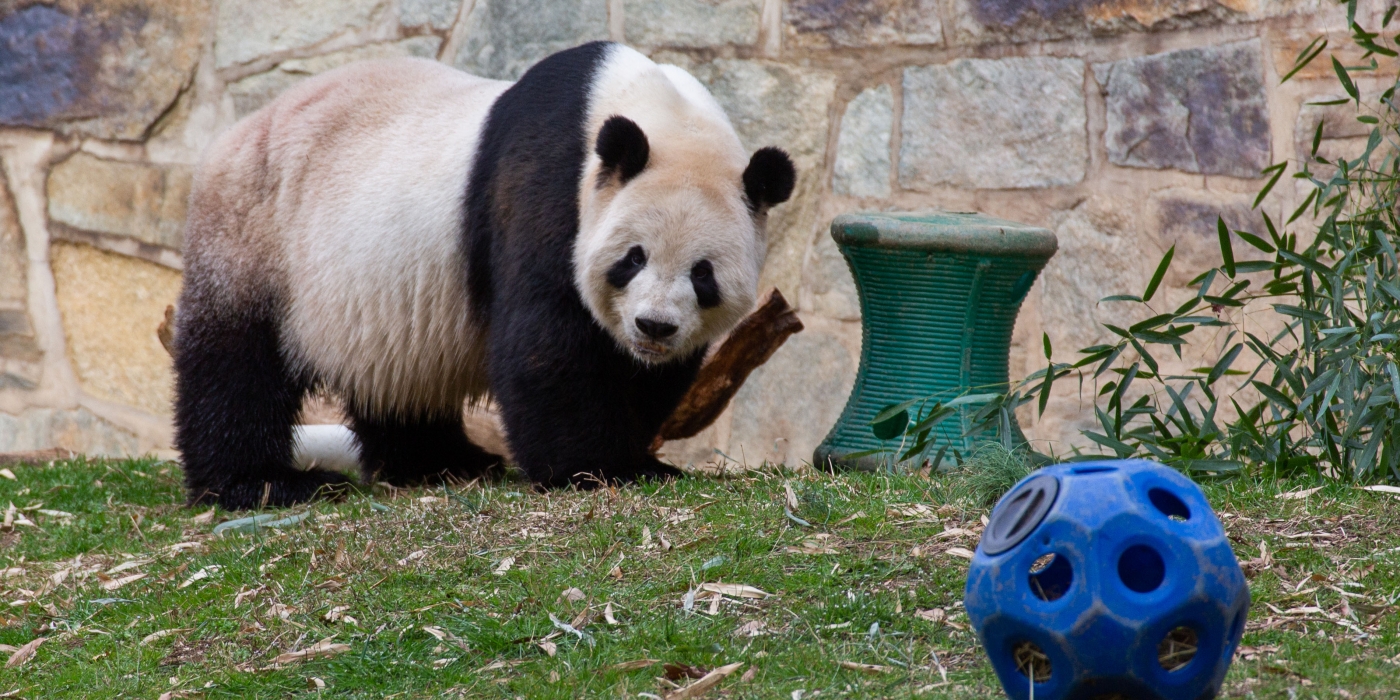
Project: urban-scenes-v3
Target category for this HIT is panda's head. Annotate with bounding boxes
[575,112,795,365]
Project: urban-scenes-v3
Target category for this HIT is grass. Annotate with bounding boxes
[0,456,1396,698]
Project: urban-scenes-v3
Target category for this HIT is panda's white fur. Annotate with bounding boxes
[174,42,794,506]
[187,60,507,419]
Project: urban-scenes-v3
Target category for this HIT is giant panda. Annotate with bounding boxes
[173,41,796,509]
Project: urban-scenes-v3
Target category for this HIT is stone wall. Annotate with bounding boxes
[0,0,1371,465]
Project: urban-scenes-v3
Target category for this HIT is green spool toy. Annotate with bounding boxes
[814,212,1059,471]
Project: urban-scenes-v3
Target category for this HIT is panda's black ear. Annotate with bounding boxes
[742,147,796,213]
[596,116,649,185]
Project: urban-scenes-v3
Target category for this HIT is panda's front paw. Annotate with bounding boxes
[629,458,684,484]
[188,467,354,510]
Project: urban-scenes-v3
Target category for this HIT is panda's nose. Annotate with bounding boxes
[635,317,678,340]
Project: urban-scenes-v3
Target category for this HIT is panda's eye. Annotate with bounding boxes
[607,245,647,289]
[691,260,721,309]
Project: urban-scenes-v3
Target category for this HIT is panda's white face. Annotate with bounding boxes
[572,50,795,365]
[577,183,762,365]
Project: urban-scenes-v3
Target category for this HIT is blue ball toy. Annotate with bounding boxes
[964,459,1248,700]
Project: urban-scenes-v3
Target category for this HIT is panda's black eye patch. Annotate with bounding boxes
[691,260,721,309]
[607,245,647,289]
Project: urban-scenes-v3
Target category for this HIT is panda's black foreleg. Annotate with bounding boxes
[173,305,351,510]
[347,410,501,486]
[489,310,702,489]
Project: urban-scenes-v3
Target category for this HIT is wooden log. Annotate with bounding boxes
[157,304,176,356]
[653,288,803,449]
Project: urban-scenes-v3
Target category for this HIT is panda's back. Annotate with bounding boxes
[185,58,511,417]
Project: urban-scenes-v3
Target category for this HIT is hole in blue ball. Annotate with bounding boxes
[1028,553,1073,602]
[1117,544,1166,593]
[1012,640,1052,681]
[1071,466,1117,474]
[1149,487,1191,521]
[1157,626,1198,671]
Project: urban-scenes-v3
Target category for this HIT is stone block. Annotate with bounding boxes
[453,0,608,80]
[0,0,209,140]
[228,38,443,118]
[1272,27,1389,82]
[728,328,855,466]
[1295,96,1373,168]
[832,84,892,198]
[1099,40,1270,178]
[802,232,861,322]
[51,243,182,417]
[400,0,462,30]
[1039,201,1154,354]
[683,59,837,298]
[0,407,139,456]
[786,0,941,48]
[687,60,835,170]
[0,172,25,308]
[626,0,761,48]
[1152,190,1268,285]
[47,153,193,251]
[951,0,1325,45]
[899,57,1087,190]
[0,167,39,382]
[216,0,389,68]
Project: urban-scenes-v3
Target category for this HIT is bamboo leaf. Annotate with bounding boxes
[1273,304,1330,322]
[1281,37,1327,83]
[1182,460,1245,473]
[908,405,954,434]
[1333,55,1360,101]
[1208,343,1244,386]
[1084,430,1134,457]
[1278,250,1334,279]
[1252,381,1297,412]
[1129,313,1176,334]
[873,399,921,424]
[1288,189,1318,224]
[1254,163,1287,208]
[871,408,910,440]
[1234,231,1276,253]
[1133,330,1189,346]
[1217,217,1236,277]
[1142,245,1174,302]
[1037,370,1054,416]
[1093,344,1127,378]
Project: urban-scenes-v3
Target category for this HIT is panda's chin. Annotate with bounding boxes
[629,339,674,364]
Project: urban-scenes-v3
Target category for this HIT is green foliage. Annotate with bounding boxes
[872,2,1400,484]
[945,443,1035,506]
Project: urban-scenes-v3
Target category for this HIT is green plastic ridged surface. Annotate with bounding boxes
[814,212,1058,471]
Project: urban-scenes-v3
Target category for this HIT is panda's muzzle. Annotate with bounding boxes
[631,317,677,359]
[635,317,678,340]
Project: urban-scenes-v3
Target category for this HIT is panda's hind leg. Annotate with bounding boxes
[348,409,501,486]
[174,307,352,509]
